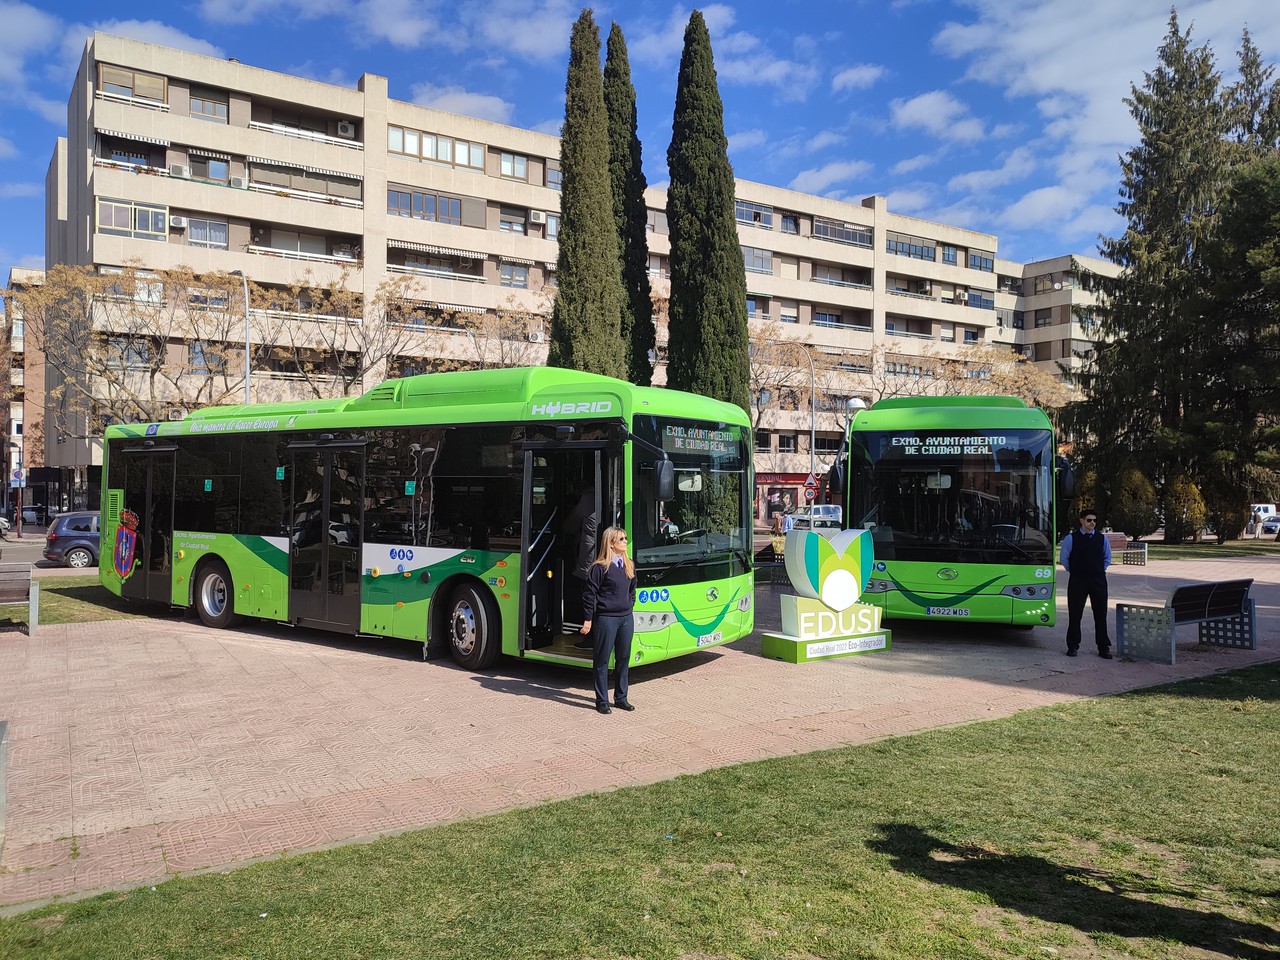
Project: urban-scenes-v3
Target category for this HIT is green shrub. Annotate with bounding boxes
[1162,474,1207,542]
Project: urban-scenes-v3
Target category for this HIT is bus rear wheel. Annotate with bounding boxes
[195,560,242,629]
[448,583,500,669]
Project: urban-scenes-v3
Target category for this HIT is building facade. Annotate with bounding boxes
[32,33,1116,518]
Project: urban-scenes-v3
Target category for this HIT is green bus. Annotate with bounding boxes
[836,396,1069,627]
[99,367,754,668]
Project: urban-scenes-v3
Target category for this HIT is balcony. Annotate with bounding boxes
[811,276,872,291]
[886,328,935,341]
[94,89,169,112]
[248,181,363,209]
[248,120,363,151]
[387,263,485,283]
[249,245,358,265]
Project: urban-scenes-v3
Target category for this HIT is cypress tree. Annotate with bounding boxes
[604,22,655,385]
[664,10,750,413]
[547,8,626,378]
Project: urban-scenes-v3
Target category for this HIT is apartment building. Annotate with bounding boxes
[34,32,1115,516]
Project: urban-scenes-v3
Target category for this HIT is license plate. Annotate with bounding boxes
[696,630,723,647]
[927,607,971,617]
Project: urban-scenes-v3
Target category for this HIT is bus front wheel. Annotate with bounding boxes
[195,560,242,629]
[448,583,500,669]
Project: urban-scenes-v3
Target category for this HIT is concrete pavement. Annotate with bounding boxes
[0,555,1276,911]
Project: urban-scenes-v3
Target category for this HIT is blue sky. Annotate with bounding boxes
[2,0,1278,273]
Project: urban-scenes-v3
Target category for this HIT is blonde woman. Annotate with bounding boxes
[579,525,637,714]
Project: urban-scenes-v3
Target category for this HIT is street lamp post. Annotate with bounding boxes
[229,270,252,404]
[802,346,816,477]
[10,440,21,538]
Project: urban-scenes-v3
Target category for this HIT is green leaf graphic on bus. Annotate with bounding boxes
[783,529,872,611]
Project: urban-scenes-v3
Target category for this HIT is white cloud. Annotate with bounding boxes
[0,138,16,159]
[892,153,937,175]
[1000,185,1080,229]
[631,4,738,65]
[947,147,1037,193]
[717,53,821,101]
[832,64,884,92]
[886,189,930,212]
[531,118,563,137]
[728,128,769,151]
[409,84,515,125]
[808,130,845,151]
[890,90,984,141]
[788,160,871,194]
[461,0,573,63]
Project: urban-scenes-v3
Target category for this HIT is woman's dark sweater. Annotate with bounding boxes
[582,560,636,619]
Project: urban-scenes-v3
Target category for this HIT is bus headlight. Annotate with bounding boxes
[737,595,752,612]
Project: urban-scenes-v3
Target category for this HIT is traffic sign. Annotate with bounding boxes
[804,487,816,500]
[804,474,817,488]
[11,469,21,481]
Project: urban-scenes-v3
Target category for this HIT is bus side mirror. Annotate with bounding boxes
[1056,456,1076,501]
[655,459,675,501]
[828,459,846,500]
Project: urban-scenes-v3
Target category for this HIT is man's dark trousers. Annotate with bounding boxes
[1066,576,1110,654]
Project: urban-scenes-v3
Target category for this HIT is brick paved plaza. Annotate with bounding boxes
[0,556,1275,910]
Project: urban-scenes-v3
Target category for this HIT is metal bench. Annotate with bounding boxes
[1104,531,1147,565]
[1117,578,1255,664]
[0,562,39,635]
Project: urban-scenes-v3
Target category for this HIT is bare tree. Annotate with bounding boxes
[13,263,260,438]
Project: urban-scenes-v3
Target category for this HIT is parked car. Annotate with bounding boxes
[43,511,100,568]
[1262,516,1280,536]
[21,505,47,525]
[789,514,841,539]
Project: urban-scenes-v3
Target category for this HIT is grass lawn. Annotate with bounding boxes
[1145,537,1280,560]
[0,575,174,630]
[1,664,1276,959]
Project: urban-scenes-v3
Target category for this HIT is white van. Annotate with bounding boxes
[1250,504,1275,520]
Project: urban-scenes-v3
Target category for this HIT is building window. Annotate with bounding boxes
[941,245,958,265]
[968,250,994,272]
[814,311,841,327]
[106,143,148,166]
[387,188,462,224]
[886,232,936,261]
[1035,308,1054,327]
[107,336,152,370]
[735,199,773,228]
[742,246,772,275]
[98,65,166,102]
[188,218,229,250]
[781,213,799,235]
[190,155,229,182]
[813,217,872,247]
[188,342,227,374]
[777,435,797,453]
[746,297,759,318]
[500,264,529,288]
[499,207,526,234]
[252,163,361,200]
[500,153,528,180]
[546,165,562,190]
[1033,275,1056,295]
[270,230,327,255]
[388,125,485,170]
[779,300,798,324]
[963,329,980,343]
[96,198,167,241]
[755,431,771,453]
[190,91,228,123]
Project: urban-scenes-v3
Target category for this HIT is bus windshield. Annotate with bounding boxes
[849,428,1054,565]
[630,415,751,586]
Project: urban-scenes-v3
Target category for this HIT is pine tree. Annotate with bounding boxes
[604,23,655,386]
[664,10,750,413]
[1067,11,1230,533]
[546,9,626,378]
[1225,27,1280,152]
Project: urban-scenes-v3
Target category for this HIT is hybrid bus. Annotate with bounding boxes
[99,367,754,669]
[835,395,1070,627]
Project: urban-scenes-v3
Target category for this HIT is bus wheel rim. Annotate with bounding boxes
[451,601,476,655]
[202,574,227,616]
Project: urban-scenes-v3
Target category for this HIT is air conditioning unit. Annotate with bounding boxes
[336,120,357,139]
[230,176,249,189]
[169,216,188,229]
[528,210,547,225]
[527,329,545,343]
[169,164,190,179]
[167,407,187,421]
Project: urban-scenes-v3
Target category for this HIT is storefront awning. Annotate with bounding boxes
[97,128,170,146]
[388,238,488,260]
[246,156,363,181]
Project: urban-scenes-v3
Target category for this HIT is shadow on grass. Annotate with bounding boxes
[870,823,1280,958]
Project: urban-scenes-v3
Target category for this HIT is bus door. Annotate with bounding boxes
[288,443,365,633]
[518,445,619,653]
[119,446,176,602]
